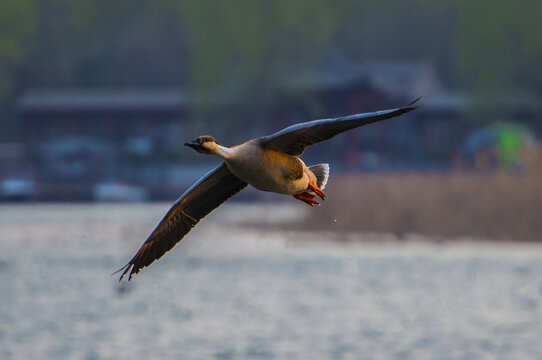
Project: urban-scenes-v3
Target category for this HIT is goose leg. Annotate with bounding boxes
[293,192,320,206]
[308,180,325,200]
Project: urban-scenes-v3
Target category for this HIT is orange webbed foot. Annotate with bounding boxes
[308,180,325,200]
[293,192,320,206]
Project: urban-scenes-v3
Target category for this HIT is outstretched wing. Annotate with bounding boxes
[117,162,247,281]
[259,98,420,156]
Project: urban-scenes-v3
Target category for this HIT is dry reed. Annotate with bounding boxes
[304,148,542,241]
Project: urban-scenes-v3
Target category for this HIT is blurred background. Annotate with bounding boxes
[1,0,541,201]
[2,1,542,359]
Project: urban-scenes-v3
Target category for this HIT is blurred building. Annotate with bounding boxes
[13,60,541,201]
[272,56,465,169]
[270,55,540,170]
[18,89,192,200]
[20,89,189,142]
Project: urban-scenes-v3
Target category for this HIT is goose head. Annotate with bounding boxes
[184,135,220,154]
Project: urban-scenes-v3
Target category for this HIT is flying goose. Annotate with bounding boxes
[117,99,420,280]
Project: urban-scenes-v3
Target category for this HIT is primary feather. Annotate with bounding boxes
[116,163,247,280]
[259,99,420,156]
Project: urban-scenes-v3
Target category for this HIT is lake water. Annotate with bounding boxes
[1,203,542,359]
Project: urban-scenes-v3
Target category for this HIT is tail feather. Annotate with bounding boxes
[308,163,330,190]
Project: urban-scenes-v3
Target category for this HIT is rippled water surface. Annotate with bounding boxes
[1,204,542,359]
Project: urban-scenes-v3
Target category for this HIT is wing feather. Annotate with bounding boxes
[259,99,420,156]
[117,162,247,280]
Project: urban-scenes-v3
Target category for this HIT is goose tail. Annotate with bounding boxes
[308,163,330,190]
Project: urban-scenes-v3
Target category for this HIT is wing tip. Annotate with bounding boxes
[408,96,423,106]
[112,264,129,282]
[115,240,155,281]
[112,262,138,282]
[397,96,423,115]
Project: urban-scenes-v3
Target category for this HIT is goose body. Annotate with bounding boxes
[117,99,420,280]
[219,140,311,195]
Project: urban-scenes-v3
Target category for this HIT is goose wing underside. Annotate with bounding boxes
[117,162,247,280]
[259,99,420,156]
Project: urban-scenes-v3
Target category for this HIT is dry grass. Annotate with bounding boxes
[304,148,542,241]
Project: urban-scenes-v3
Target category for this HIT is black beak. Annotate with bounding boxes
[184,140,200,150]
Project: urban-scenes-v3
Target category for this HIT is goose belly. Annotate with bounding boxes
[225,153,308,195]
